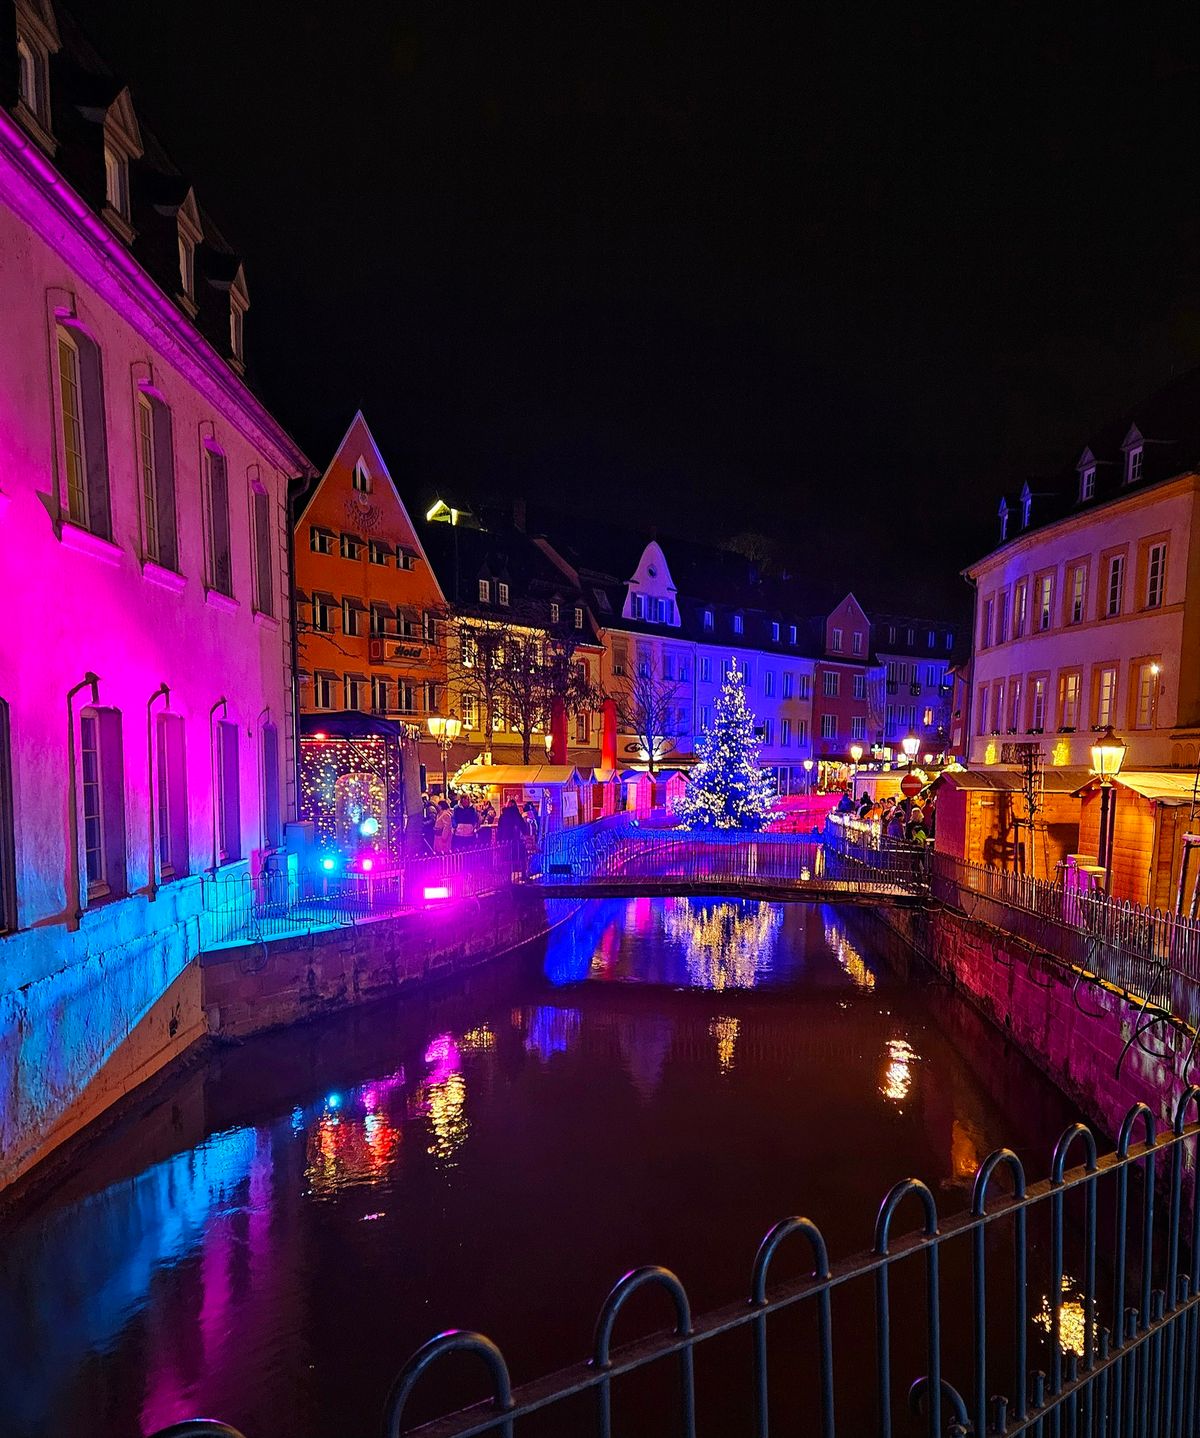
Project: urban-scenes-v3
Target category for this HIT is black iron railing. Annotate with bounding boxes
[149,1094,1200,1438]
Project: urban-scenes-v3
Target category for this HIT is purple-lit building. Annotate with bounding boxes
[0,2,313,1188]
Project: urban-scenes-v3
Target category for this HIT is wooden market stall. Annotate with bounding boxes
[453,764,589,832]
[1074,770,1200,908]
[929,766,1092,879]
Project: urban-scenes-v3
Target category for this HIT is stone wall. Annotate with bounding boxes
[201,887,567,1040]
[872,903,1192,1142]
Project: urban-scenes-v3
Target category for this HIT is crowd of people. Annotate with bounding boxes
[422,793,541,854]
[835,788,934,847]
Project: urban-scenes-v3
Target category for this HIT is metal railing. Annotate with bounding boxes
[198,843,525,949]
[150,1093,1200,1438]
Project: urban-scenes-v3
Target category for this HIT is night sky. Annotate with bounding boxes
[70,2,1200,613]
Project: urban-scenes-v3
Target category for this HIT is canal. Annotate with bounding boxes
[0,897,1088,1437]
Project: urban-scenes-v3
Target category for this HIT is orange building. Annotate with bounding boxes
[293,412,448,747]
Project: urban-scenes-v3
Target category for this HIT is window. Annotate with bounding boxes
[310,526,334,555]
[136,392,177,569]
[976,686,988,736]
[764,670,775,698]
[852,631,864,655]
[797,674,811,700]
[703,609,714,631]
[991,681,1005,733]
[344,675,365,710]
[945,631,954,650]
[762,719,774,746]
[340,532,362,560]
[851,716,867,741]
[342,599,362,637]
[478,579,491,602]
[1036,574,1053,631]
[397,681,416,715]
[700,706,711,731]
[1096,554,1124,620]
[998,500,1009,541]
[1146,542,1166,609]
[781,672,794,700]
[56,326,110,537]
[631,593,645,620]
[178,234,195,300]
[311,594,332,632]
[0,700,15,933]
[575,713,589,743]
[1080,466,1096,501]
[492,699,504,731]
[821,714,837,739]
[886,703,897,734]
[612,641,627,677]
[1030,677,1047,731]
[981,599,994,648]
[425,682,439,713]
[733,614,744,635]
[103,143,129,220]
[550,602,560,623]
[923,706,934,728]
[1008,679,1022,732]
[250,485,274,616]
[831,626,843,652]
[1058,671,1081,730]
[1069,564,1087,624]
[1127,446,1143,485]
[1021,487,1032,528]
[16,36,38,114]
[216,719,240,864]
[370,676,390,715]
[261,722,281,850]
[313,672,335,709]
[996,593,1009,644]
[80,708,126,901]
[789,625,797,644]
[678,659,689,682]
[821,670,839,698]
[771,621,780,641]
[397,550,416,571]
[462,695,478,729]
[352,460,370,493]
[1134,662,1159,729]
[494,582,509,607]
[230,303,245,365]
[1095,666,1117,728]
[698,656,712,682]
[927,630,936,648]
[574,608,583,629]
[205,447,232,596]
[368,540,389,565]
[853,674,867,700]
[662,653,674,680]
[1013,582,1027,638]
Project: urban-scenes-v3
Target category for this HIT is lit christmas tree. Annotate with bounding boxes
[677,662,775,830]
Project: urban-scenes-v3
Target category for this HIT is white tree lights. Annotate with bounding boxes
[676,661,775,830]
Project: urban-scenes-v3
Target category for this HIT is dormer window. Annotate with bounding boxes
[352,460,370,493]
[998,498,1009,541]
[1126,445,1143,485]
[1020,483,1032,529]
[771,621,780,641]
[631,593,645,620]
[703,609,714,630]
[478,579,491,603]
[230,303,245,364]
[497,582,510,606]
[16,36,38,112]
[1080,466,1095,501]
[173,189,202,311]
[178,234,195,299]
[103,143,129,220]
[732,613,743,635]
[13,5,57,145]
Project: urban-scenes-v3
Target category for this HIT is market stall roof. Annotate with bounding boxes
[1072,770,1200,805]
[300,711,406,739]
[930,766,1094,795]
[455,764,581,786]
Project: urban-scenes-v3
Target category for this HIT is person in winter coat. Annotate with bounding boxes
[432,800,453,854]
[496,799,527,849]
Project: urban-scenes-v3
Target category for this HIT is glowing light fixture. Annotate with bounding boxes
[424,884,450,900]
[321,855,337,872]
[849,743,863,765]
[361,857,374,872]
[902,735,920,762]
[313,730,328,741]
[359,816,380,837]
[1090,725,1126,782]
[427,714,463,794]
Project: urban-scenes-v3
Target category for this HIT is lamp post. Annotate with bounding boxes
[849,742,863,801]
[902,734,920,766]
[427,715,462,797]
[803,757,814,794]
[1091,724,1126,897]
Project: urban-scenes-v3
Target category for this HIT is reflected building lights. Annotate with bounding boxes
[524,1006,581,1062]
[823,920,876,992]
[662,897,783,990]
[1035,1274,1094,1358]
[710,1015,740,1074]
[419,1031,469,1164]
[880,1037,918,1102]
[459,1025,495,1053]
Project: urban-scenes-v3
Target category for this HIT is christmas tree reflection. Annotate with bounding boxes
[662,897,783,989]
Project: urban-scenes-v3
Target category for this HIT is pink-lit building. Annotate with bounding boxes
[0,2,313,1188]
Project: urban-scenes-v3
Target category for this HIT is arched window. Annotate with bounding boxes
[352,459,371,493]
[136,391,177,569]
[56,324,110,537]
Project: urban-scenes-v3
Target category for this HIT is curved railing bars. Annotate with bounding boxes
[1113,1103,1158,1340]
[1170,1087,1200,1303]
[872,1179,941,1438]
[149,1426,250,1438]
[969,1148,1028,1431]
[381,1329,514,1438]
[1048,1122,1100,1396]
[749,1217,833,1438]
[908,1375,971,1438]
[590,1265,694,1438]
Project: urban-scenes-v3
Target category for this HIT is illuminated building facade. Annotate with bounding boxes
[0,1,312,1186]
[869,613,960,756]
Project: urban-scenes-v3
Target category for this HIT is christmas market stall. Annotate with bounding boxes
[452,763,589,833]
[298,714,413,872]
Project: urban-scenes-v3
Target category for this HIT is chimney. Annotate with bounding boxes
[513,499,527,532]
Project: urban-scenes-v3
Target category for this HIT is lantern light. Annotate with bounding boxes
[1090,725,1126,782]
[359,816,380,837]
[361,857,374,872]
[902,735,920,761]
[849,743,863,765]
[321,855,337,872]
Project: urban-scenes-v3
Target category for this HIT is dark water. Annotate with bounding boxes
[0,899,1088,1438]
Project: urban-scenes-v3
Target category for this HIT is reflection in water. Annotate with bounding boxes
[880,1037,918,1102]
[824,918,876,991]
[710,1015,740,1073]
[305,1082,404,1196]
[1035,1274,1095,1358]
[662,898,783,989]
[418,1034,468,1164]
[523,1005,581,1062]
[950,1116,985,1185]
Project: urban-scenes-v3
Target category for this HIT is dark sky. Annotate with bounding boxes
[71,2,1200,614]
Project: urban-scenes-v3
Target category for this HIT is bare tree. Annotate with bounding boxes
[615,657,681,774]
[496,622,603,764]
[447,617,513,754]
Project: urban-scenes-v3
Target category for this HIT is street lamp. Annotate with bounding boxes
[427,714,462,796]
[803,757,814,794]
[1091,724,1126,897]
[902,734,920,765]
[849,742,863,801]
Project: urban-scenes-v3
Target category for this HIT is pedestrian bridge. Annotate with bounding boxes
[530,818,925,904]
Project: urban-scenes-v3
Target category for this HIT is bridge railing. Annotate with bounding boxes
[151,1093,1200,1438]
